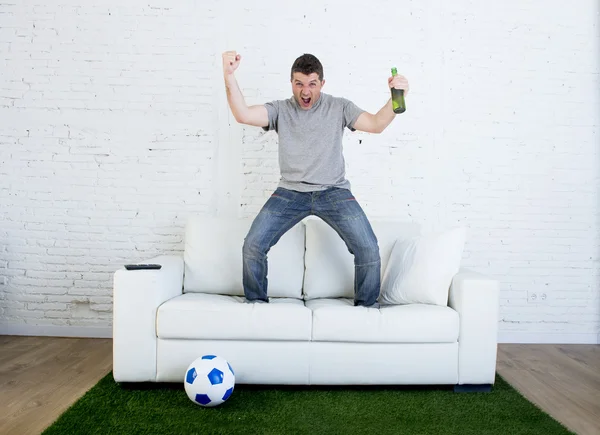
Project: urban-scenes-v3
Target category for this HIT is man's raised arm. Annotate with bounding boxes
[353,71,409,134]
[222,51,269,127]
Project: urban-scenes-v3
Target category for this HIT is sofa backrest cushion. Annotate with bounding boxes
[303,218,420,300]
[183,216,305,299]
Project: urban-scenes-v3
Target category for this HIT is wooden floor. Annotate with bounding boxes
[0,338,598,435]
[496,344,600,435]
[0,336,113,435]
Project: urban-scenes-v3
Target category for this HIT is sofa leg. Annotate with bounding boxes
[118,381,181,391]
[118,382,158,390]
[119,382,145,390]
[454,384,492,393]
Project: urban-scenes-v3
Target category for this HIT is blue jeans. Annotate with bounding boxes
[242,187,381,306]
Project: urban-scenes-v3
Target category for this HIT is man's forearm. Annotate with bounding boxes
[374,98,396,133]
[224,74,249,122]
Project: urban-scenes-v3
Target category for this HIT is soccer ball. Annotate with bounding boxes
[184,355,235,407]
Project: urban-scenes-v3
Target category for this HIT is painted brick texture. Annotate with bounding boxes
[0,0,598,342]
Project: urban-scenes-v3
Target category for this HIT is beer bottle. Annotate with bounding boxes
[391,67,406,114]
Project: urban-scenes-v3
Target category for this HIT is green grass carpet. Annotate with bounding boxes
[43,372,573,435]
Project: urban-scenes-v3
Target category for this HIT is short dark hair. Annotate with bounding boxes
[290,54,324,82]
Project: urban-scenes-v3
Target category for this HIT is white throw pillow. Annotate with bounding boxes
[379,227,467,306]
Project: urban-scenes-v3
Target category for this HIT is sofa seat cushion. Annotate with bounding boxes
[157,293,311,341]
[305,298,459,343]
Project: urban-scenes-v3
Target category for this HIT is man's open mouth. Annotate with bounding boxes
[301,97,311,106]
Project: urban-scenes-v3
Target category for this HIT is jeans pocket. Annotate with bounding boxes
[263,190,294,216]
[326,189,360,219]
[336,199,362,219]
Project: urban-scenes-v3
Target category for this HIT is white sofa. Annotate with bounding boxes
[113,216,500,391]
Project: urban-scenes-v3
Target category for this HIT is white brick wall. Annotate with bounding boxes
[1,0,598,343]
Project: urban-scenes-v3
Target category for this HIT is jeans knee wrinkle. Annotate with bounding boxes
[355,258,381,268]
[242,238,268,258]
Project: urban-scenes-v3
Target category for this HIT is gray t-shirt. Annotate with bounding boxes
[262,92,365,192]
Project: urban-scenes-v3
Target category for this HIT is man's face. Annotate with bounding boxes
[291,72,325,110]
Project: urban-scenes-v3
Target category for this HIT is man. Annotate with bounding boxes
[222,51,409,307]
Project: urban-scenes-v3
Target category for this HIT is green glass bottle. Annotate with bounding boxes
[391,67,406,114]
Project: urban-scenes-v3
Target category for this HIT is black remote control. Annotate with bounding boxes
[124,264,162,270]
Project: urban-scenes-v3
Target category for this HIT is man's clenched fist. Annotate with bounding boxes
[223,51,241,75]
[388,73,409,95]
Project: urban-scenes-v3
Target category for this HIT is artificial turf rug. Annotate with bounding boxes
[43,372,573,435]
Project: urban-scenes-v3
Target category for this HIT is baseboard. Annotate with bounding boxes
[498,331,599,344]
[0,324,112,339]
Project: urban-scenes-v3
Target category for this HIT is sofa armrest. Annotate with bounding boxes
[448,268,500,385]
[112,254,184,382]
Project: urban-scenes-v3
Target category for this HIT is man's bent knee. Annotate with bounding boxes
[242,236,267,260]
[355,242,381,266]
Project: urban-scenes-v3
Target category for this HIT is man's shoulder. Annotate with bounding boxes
[322,93,353,107]
[266,96,295,108]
